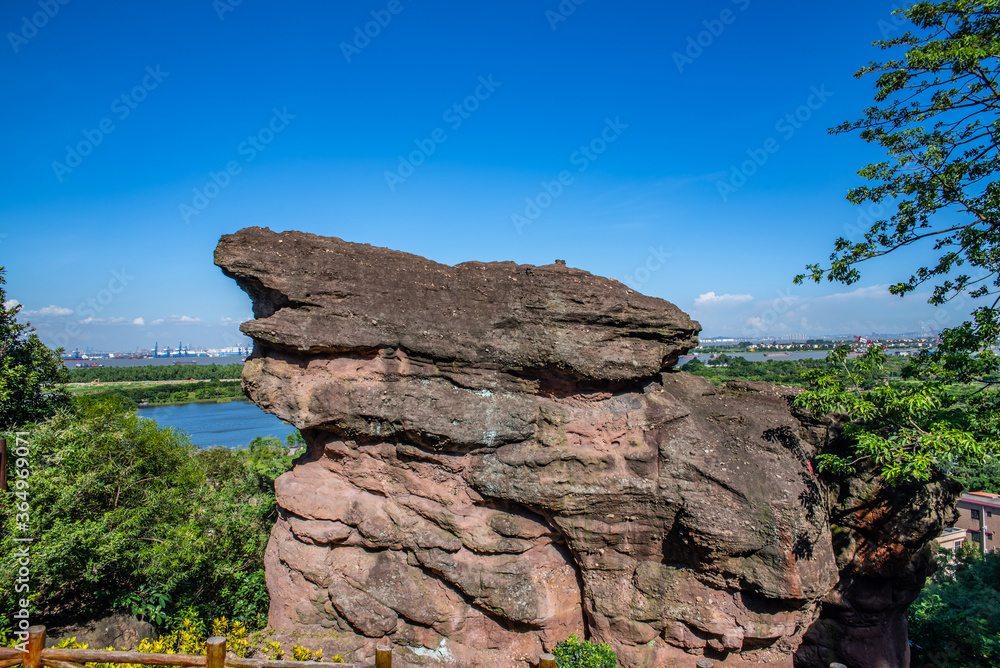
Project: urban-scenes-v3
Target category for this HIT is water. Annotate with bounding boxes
[139,400,297,449]
[63,355,247,369]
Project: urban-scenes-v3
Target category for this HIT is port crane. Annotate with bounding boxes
[853,335,881,349]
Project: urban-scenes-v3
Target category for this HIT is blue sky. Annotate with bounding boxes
[0,0,974,351]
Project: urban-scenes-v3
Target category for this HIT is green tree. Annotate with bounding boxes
[0,267,69,429]
[65,363,243,384]
[0,395,285,629]
[795,345,992,482]
[941,452,1000,493]
[796,1,1000,482]
[909,547,1000,667]
[798,2,1000,320]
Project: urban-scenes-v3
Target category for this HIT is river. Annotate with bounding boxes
[139,400,297,449]
[64,355,247,369]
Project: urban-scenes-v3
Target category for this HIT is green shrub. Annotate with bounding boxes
[909,547,1000,667]
[0,395,294,631]
[553,633,616,668]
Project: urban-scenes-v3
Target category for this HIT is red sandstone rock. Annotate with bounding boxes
[215,228,951,668]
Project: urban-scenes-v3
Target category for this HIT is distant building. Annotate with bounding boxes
[945,492,1000,554]
[935,527,967,552]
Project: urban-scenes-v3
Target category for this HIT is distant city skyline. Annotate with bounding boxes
[1,0,981,350]
[50,327,946,357]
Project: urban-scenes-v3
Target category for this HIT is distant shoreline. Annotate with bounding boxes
[137,397,245,408]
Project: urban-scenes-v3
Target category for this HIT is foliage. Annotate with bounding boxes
[941,453,1000,493]
[795,1,1000,321]
[72,380,245,406]
[0,395,295,631]
[1,615,342,664]
[910,547,1000,667]
[683,349,1000,486]
[65,364,244,384]
[795,1,1000,484]
[0,267,69,430]
[242,436,302,478]
[290,645,326,661]
[794,345,996,483]
[684,354,836,387]
[553,633,617,668]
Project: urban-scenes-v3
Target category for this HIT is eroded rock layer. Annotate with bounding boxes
[216,228,846,667]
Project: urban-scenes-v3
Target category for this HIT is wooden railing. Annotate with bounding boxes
[0,628,388,668]
[0,628,559,668]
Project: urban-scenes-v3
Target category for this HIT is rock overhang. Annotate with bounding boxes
[215,226,701,383]
[217,227,848,668]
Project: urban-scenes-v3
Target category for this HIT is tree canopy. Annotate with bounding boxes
[0,396,292,629]
[0,267,68,430]
[794,1,1000,483]
[909,546,1000,667]
[796,1,1000,326]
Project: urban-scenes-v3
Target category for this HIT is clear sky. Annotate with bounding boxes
[0,0,974,351]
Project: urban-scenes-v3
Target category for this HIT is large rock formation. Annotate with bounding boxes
[215,228,952,668]
[792,450,961,668]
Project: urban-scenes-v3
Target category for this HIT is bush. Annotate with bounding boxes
[0,395,293,631]
[909,546,1000,667]
[2,615,343,663]
[553,633,616,668]
[0,268,69,430]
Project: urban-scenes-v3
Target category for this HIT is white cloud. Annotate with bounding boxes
[695,291,754,306]
[815,284,893,302]
[23,304,73,317]
[151,315,201,325]
[743,315,792,333]
[77,316,147,326]
[3,299,19,310]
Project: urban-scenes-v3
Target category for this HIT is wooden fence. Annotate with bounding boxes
[0,627,558,668]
